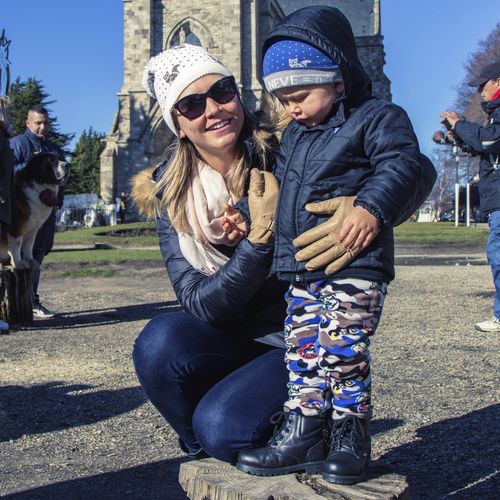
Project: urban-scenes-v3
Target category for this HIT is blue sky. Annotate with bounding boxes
[2,1,500,156]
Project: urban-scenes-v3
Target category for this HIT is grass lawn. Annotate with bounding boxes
[394,222,488,246]
[44,247,162,265]
[49,222,162,268]
[46,221,488,269]
[54,222,159,246]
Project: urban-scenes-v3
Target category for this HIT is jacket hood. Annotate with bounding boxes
[262,6,372,106]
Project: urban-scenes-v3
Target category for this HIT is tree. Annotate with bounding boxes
[66,128,105,194]
[8,76,73,154]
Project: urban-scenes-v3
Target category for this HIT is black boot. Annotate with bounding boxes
[236,411,328,476]
[322,415,371,484]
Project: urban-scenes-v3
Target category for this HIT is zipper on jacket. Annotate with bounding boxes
[274,129,305,272]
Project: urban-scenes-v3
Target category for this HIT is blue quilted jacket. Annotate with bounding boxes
[153,165,287,344]
[263,6,437,283]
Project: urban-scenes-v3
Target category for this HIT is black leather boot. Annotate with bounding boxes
[236,411,328,476]
[322,415,371,484]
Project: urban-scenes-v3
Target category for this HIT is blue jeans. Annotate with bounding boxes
[487,210,500,319]
[132,311,288,463]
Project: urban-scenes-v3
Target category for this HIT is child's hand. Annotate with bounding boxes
[222,204,247,243]
[337,206,379,252]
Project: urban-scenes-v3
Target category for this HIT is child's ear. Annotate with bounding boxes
[335,82,345,93]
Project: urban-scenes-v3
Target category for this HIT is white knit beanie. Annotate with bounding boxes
[142,44,232,136]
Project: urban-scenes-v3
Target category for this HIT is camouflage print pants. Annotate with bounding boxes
[284,277,387,418]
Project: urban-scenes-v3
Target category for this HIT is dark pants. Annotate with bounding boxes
[132,311,288,463]
[32,212,56,301]
[32,246,45,301]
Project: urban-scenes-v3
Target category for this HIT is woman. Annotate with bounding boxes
[131,44,289,463]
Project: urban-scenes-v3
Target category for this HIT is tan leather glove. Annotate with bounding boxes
[247,168,279,245]
[293,196,357,275]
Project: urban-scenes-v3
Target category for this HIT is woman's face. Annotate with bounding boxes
[173,74,245,165]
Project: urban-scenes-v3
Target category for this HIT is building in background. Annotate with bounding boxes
[100,0,390,202]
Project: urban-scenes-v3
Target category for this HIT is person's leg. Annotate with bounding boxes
[132,311,269,453]
[487,211,500,319]
[236,282,329,476]
[31,245,44,303]
[32,214,56,317]
[283,280,329,415]
[476,210,500,331]
[315,278,386,485]
[193,347,288,463]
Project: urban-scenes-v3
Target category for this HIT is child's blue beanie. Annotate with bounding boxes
[262,40,343,93]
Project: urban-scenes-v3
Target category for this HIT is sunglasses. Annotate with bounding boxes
[174,76,238,120]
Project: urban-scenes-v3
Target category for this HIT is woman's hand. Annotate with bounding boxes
[293,196,379,275]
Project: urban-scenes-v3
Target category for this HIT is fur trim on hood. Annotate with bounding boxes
[130,166,158,220]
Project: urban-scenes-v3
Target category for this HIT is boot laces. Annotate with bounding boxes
[268,411,295,446]
[329,417,354,452]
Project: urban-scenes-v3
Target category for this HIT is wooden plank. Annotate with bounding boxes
[0,268,33,325]
[179,459,410,500]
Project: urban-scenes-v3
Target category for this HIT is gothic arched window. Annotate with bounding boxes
[169,22,201,47]
[166,17,215,49]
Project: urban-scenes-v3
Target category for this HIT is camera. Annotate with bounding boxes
[440,116,453,132]
[432,124,474,155]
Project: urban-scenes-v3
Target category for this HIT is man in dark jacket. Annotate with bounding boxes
[9,105,65,318]
[442,61,500,332]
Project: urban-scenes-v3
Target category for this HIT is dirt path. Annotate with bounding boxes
[1,257,499,499]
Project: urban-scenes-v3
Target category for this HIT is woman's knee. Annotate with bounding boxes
[132,312,191,380]
[192,348,289,464]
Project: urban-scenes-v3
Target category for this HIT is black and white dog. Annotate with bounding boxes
[0,152,70,269]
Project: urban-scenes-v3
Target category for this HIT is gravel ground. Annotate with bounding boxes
[1,246,499,499]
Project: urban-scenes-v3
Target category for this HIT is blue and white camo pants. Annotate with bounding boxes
[284,277,387,419]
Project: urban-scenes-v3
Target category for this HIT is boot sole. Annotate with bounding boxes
[236,461,323,477]
[322,471,367,485]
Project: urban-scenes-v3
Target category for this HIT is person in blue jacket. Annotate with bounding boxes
[236,6,436,485]
[9,105,65,318]
[441,61,500,333]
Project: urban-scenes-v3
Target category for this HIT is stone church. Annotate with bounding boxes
[100,0,390,202]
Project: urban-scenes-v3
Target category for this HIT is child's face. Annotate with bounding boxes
[274,83,344,128]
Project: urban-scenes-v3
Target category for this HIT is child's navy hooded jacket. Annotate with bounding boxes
[263,6,437,283]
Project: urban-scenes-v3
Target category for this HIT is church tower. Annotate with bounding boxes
[100,0,389,203]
